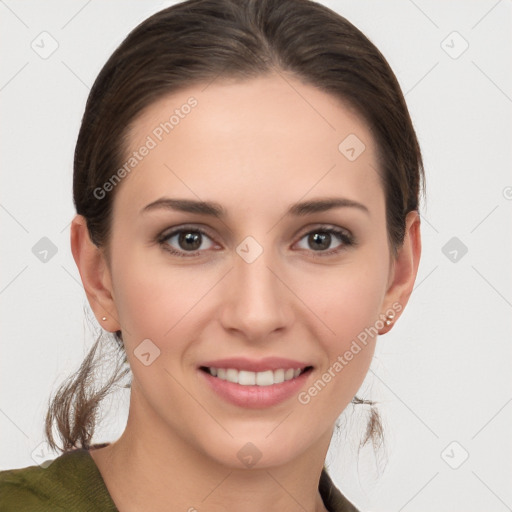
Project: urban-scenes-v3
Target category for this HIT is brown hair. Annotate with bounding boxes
[45,0,423,453]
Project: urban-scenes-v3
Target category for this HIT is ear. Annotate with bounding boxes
[70,214,121,332]
[379,210,422,335]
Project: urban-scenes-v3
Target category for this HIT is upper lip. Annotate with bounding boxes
[199,357,312,372]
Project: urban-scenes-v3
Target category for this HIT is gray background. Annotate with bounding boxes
[1,1,511,511]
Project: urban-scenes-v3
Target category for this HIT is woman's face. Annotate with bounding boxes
[96,74,409,468]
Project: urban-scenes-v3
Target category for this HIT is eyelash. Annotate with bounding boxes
[296,226,355,257]
[156,224,355,258]
[157,225,216,258]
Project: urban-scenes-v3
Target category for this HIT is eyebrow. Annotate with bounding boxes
[141,196,369,217]
[288,198,369,216]
[142,198,225,217]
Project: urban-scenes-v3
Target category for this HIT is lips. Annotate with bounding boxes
[198,357,314,408]
[199,357,311,373]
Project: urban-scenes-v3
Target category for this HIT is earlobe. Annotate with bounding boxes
[70,214,121,332]
[379,210,422,335]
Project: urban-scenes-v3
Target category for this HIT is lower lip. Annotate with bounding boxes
[199,369,312,409]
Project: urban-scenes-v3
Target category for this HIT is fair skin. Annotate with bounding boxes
[71,74,421,512]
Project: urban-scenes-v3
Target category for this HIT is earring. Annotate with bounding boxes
[102,316,107,321]
[385,311,395,326]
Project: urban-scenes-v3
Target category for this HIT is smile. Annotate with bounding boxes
[198,357,314,408]
[201,366,312,386]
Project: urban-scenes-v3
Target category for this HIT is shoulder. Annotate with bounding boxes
[0,460,63,512]
[0,449,117,512]
[319,468,360,512]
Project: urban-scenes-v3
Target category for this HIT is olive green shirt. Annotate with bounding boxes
[0,448,359,511]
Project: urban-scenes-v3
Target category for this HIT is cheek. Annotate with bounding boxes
[320,277,385,342]
[291,254,389,402]
[298,257,389,343]
[110,258,206,405]
[110,246,205,348]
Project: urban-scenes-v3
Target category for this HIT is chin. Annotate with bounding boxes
[198,426,320,471]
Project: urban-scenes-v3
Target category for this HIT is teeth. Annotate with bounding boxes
[207,367,305,386]
[256,370,274,386]
[226,368,238,384]
[238,370,256,385]
[274,369,285,384]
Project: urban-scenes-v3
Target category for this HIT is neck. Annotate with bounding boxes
[91,387,332,512]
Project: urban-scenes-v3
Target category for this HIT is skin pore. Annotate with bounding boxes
[71,73,421,512]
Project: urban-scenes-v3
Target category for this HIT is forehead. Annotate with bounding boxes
[114,73,383,219]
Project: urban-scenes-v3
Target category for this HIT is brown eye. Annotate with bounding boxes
[294,227,354,254]
[161,229,215,255]
[178,231,202,251]
[308,232,332,251]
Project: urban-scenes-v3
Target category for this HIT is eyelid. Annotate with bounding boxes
[292,223,354,242]
[291,224,356,254]
[158,223,219,242]
[157,223,222,257]
[155,222,355,258]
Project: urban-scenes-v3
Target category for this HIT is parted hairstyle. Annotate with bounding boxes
[45,0,424,454]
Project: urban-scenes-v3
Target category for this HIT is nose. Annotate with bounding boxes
[219,249,294,342]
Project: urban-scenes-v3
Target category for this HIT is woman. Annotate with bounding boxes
[0,0,422,510]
